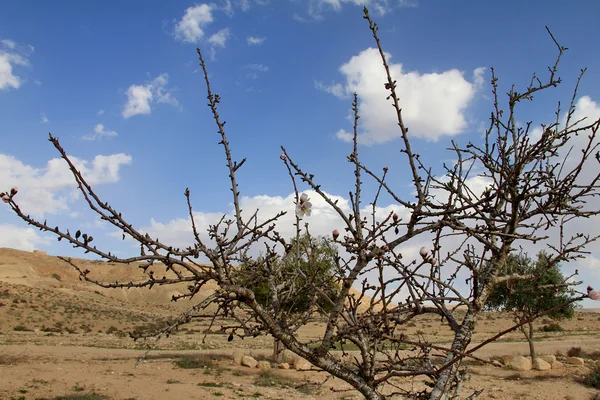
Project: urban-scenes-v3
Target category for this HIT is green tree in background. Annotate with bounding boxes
[486,251,578,361]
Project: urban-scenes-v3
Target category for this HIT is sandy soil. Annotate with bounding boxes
[1,248,600,400]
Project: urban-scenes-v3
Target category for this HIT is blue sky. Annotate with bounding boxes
[1,0,600,306]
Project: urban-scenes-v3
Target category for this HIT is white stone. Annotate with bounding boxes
[533,358,551,371]
[510,355,532,371]
[567,357,585,366]
[241,355,258,368]
[294,357,312,371]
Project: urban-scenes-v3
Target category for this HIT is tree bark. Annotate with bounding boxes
[429,310,475,400]
[526,321,537,361]
[273,338,284,363]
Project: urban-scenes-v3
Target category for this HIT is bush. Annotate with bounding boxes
[567,346,583,357]
[174,355,214,369]
[584,364,600,389]
[13,325,31,332]
[540,323,564,332]
[51,273,62,281]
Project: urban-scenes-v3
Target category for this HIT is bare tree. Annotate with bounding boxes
[3,7,599,400]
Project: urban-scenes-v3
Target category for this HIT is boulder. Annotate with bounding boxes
[257,360,271,369]
[533,358,551,371]
[551,361,564,369]
[502,355,514,366]
[567,357,585,366]
[232,352,244,366]
[510,355,532,371]
[294,357,312,371]
[278,363,290,370]
[241,355,258,368]
[540,354,556,364]
[280,349,297,365]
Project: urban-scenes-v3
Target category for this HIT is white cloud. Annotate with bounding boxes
[245,64,269,72]
[40,113,49,124]
[0,152,132,218]
[320,47,481,144]
[82,124,118,140]
[247,36,265,45]
[122,73,179,118]
[208,28,230,48]
[0,39,29,90]
[314,80,345,98]
[243,64,269,79]
[174,4,214,43]
[0,39,16,49]
[94,124,117,137]
[239,0,251,11]
[306,0,410,19]
[0,224,50,251]
[97,109,105,116]
[473,67,486,90]
[137,190,408,255]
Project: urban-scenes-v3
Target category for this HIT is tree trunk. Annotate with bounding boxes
[429,310,475,400]
[526,321,537,361]
[273,338,284,363]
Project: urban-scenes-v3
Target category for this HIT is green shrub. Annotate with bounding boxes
[567,346,583,357]
[174,355,214,369]
[13,325,31,332]
[540,323,563,332]
[584,364,600,389]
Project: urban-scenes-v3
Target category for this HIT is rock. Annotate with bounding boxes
[491,360,504,368]
[540,354,556,364]
[567,357,585,366]
[232,352,244,366]
[294,357,312,371]
[533,358,551,371]
[241,355,258,368]
[510,355,532,371]
[257,361,271,369]
[551,361,564,369]
[280,349,296,365]
[278,363,290,370]
[502,355,514,366]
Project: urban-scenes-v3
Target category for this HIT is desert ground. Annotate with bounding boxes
[1,247,600,400]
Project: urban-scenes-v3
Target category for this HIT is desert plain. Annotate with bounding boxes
[1,247,600,400]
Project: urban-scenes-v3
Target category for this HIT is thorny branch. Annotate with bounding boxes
[3,6,600,400]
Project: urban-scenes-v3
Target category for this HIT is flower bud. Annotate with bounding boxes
[300,193,309,203]
[383,166,388,172]
[430,257,438,266]
[332,229,339,240]
[393,213,398,222]
[419,246,428,258]
[588,286,600,301]
[10,187,18,195]
[1,194,9,203]
[280,154,287,161]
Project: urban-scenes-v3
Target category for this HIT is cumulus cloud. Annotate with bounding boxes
[306,0,412,19]
[318,48,482,144]
[122,73,180,119]
[137,190,409,255]
[174,4,214,43]
[209,28,230,48]
[247,36,265,45]
[0,224,50,251]
[243,63,269,79]
[82,124,118,141]
[0,152,132,218]
[0,39,32,90]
